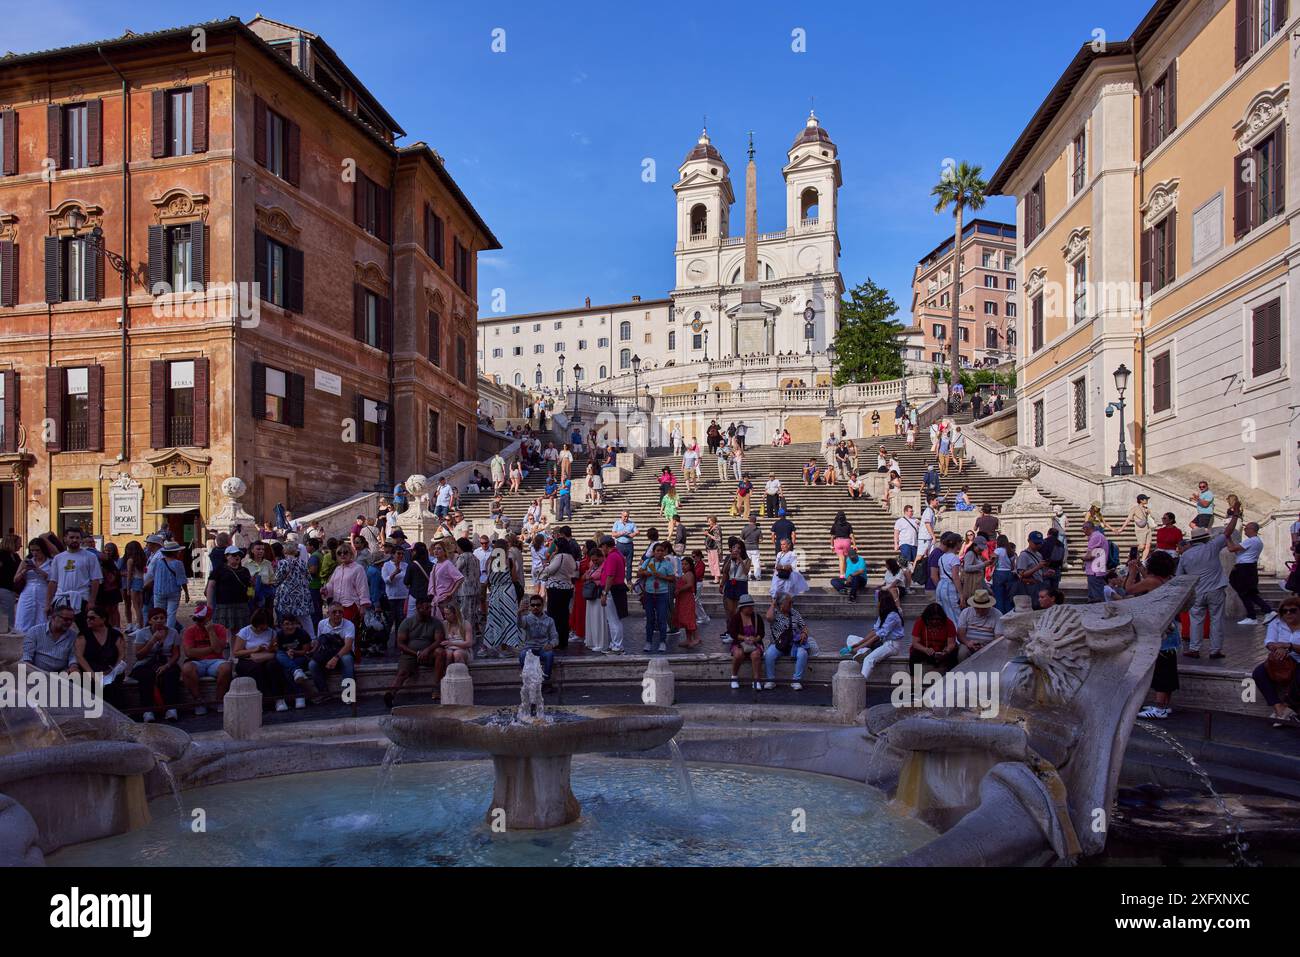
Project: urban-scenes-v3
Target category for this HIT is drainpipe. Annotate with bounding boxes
[1133,50,1147,476]
[387,150,398,488]
[97,46,130,465]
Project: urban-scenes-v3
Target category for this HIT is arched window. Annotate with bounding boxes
[729,262,777,284]
[689,204,708,238]
[619,349,631,370]
[800,187,820,222]
[513,372,523,387]
[668,330,676,350]
[599,364,608,379]
[619,321,631,341]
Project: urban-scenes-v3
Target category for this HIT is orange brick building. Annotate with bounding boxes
[0,16,498,561]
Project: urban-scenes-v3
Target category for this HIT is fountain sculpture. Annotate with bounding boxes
[380,654,682,829]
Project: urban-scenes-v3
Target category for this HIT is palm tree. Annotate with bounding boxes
[931,161,989,400]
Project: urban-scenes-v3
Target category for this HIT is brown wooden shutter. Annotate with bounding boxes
[151,90,166,158]
[46,104,62,170]
[84,239,102,301]
[1,110,17,175]
[1163,209,1177,286]
[1152,352,1171,413]
[1139,227,1152,291]
[86,364,103,451]
[381,297,393,352]
[1233,148,1254,239]
[1235,0,1254,68]
[428,312,440,365]
[86,99,102,167]
[353,177,365,228]
[1266,300,1283,373]
[149,360,167,447]
[434,214,444,266]
[355,393,365,442]
[147,225,166,290]
[286,245,304,313]
[253,96,267,167]
[423,204,432,253]
[287,372,305,428]
[1140,88,1151,158]
[44,235,62,303]
[379,186,391,243]
[0,370,16,453]
[189,221,206,291]
[45,367,64,453]
[191,357,210,447]
[192,83,209,153]
[1165,63,1177,136]
[254,230,268,296]
[1273,125,1285,216]
[0,241,16,307]
[1251,302,1281,376]
[285,120,300,187]
[353,284,366,341]
[251,362,266,420]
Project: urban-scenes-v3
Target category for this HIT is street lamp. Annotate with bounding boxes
[375,401,389,492]
[571,363,583,425]
[631,353,641,408]
[703,328,710,362]
[1105,363,1134,476]
[825,341,838,416]
[65,210,130,278]
[557,352,566,393]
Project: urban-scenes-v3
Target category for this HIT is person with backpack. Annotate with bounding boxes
[1082,521,1110,603]
[1041,528,1066,595]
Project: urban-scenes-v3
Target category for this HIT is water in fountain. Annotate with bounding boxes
[371,743,407,814]
[1135,721,1256,867]
[0,705,67,756]
[517,652,547,725]
[667,737,697,810]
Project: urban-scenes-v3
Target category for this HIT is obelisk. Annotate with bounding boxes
[733,133,769,355]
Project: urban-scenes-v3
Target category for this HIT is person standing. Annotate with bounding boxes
[490,452,507,495]
[612,511,638,585]
[1014,532,1049,608]
[1082,521,1110,602]
[1177,510,1239,659]
[542,539,576,650]
[741,515,763,580]
[1115,494,1153,562]
[639,541,676,654]
[1190,480,1215,529]
[1227,522,1272,624]
[45,528,102,633]
[597,536,628,654]
[704,516,723,583]
[763,472,782,520]
[894,505,920,569]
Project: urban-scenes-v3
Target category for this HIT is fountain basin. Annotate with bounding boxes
[380,704,683,829]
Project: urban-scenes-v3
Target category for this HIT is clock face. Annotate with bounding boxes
[691,318,704,333]
[686,259,707,281]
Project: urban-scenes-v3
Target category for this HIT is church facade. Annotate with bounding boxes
[478,114,844,387]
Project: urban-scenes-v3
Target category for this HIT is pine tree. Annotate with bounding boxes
[831,279,904,386]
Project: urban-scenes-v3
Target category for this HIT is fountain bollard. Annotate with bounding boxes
[441,663,474,706]
[832,660,866,722]
[642,657,675,706]
[223,676,263,740]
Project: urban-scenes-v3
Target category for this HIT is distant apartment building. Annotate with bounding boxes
[989,0,1296,496]
[0,16,498,554]
[906,219,1018,368]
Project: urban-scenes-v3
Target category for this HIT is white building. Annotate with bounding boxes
[478,113,844,387]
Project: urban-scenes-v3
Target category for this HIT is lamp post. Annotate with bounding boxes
[535,362,542,390]
[557,352,566,394]
[703,328,710,362]
[375,401,389,492]
[825,341,838,417]
[571,363,583,425]
[631,353,641,409]
[1107,363,1134,476]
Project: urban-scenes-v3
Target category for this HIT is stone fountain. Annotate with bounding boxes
[380,652,682,829]
[866,578,1198,866]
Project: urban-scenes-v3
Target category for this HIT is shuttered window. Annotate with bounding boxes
[1237,125,1287,239]
[1237,0,1288,67]
[1025,176,1045,245]
[254,230,303,312]
[424,204,445,266]
[49,365,103,452]
[1152,351,1172,413]
[456,336,468,382]
[354,174,390,241]
[0,110,16,176]
[1142,211,1177,294]
[353,285,391,351]
[428,312,441,365]
[0,241,15,307]
[0,370,16,454]
[1030,293,1044,352]
[49,101,101,170]
[253,96,300,186]
[251,362,305,427]
[1251,298,1282,377]
[1141,64,1177,158]
[148,223,206,293]
[45,236,102,303]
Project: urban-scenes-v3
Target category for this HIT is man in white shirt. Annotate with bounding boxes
[918,496,940,559]
[434,479,455,519]
[671,425,683,455]
[381,546,411,622]
[763,473,782,519]
[894,506,921,566]
[957,590,1002,661]
[1228,522,1272,624]
[44,528,102,628]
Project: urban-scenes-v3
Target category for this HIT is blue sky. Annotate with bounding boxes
[8,0,1147,320]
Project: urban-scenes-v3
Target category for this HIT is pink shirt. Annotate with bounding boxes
[1087,531,1108,576]
[430,559,465,605]
[326,561,370,608]
[598,550,625,587]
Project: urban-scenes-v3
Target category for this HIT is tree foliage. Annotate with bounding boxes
[831,279,905,386]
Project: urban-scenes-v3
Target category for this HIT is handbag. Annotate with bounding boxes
[1266,654,1298,684]
[775,624,795,655]
[776,565,793,580]
[582,580,601,601]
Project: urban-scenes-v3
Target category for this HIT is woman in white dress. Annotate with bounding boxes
[582,544,610,653]
[769,538,809,606]
[13,537,57,633]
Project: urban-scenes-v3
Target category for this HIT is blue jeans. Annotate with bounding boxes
[153,593,181,632]
[308,653,355,693]
[764,643,808,681]
[644,591,670,648]
[519,649,554,680]
[899,544,917,566]
[830,572,867,598]
[276,649,311,687]
[1086,574,1106,602]
[616,542,634,583]
[991,570,1016,613]
[557,495,572,520]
